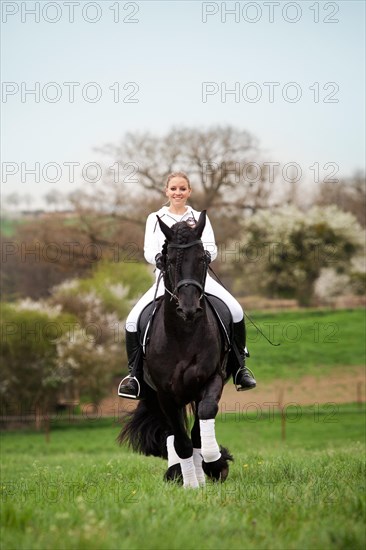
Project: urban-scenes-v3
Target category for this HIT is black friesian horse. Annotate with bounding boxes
[118,211,233,488]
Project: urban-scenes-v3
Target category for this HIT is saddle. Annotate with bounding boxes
[136,295,234,390]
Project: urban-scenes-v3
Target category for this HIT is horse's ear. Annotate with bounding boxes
[157,215,173,241]
[194,210,207,239]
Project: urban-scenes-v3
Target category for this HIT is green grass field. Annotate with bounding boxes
[1,407,365,550]
[0,217,25,237]
[1,308,365,548]
[245,308,365,381]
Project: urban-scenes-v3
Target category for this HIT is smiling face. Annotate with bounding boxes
[165,176,192,210]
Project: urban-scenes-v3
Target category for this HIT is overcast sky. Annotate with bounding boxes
[1,0,365,206]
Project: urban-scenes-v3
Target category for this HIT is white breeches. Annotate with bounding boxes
[125,273,243,332]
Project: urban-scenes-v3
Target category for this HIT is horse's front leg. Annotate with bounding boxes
[164,434,183,483]
[159,395,199,489]
[198,373,233,482]
[191,407,206,486]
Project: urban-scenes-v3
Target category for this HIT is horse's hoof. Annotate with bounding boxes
[202,446,234,482]
[164,464,183,484]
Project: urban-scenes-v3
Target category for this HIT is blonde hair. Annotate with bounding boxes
[165,172,191,189]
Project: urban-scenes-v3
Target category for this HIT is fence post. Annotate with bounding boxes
[278,387,286,442]
[356,381,363,409]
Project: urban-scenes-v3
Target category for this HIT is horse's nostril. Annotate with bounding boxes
[176,307,185,318]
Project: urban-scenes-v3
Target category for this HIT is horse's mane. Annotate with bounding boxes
[162,222,197,272]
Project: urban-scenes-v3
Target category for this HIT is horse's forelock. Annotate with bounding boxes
[168,222,197,272]
[171,222,195,244]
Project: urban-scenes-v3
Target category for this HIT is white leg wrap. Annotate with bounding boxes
[193,448,206,486]
[180,457,199,489]
[200,419,221,463]
[166,435,180,468]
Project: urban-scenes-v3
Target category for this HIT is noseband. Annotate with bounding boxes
[165,239,208,302]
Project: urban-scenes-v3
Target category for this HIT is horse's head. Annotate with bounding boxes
[157,211,209,322]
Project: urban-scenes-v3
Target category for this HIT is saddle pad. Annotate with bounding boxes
[137,297,163,354]
[138,295,232,348]
[137,294,233,391]
[204,294,232,350]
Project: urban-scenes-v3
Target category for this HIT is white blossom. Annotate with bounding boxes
[108,283,129,299]
[52,279,79,294]
[314,268,351,301]
[14,298,62,318]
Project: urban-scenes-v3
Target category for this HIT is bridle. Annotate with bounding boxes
[163,239,208,304]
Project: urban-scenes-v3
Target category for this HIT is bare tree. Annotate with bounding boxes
[43,189,66,211]
[4,192,21,210]
[315,171,366,227]
[96,125,275,214]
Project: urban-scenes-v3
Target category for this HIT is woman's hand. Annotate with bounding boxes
[204,250,212,264]
[155,253,165,271]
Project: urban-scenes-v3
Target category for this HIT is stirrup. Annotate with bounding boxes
[234,366,256,392]
[117,375,141,399]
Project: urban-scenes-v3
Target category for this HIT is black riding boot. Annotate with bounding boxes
[232,320,256,391]
[117,330,142,399]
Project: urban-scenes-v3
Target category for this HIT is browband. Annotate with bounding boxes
[167,240,202,249]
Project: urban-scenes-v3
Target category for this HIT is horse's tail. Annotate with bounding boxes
[117,389,169,458]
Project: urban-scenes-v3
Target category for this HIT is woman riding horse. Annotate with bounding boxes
[119,210,235,487]
[118,171,256,399]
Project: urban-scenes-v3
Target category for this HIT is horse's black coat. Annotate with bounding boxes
[119,211,233,481]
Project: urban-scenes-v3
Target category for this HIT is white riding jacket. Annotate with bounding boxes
[144,206,217,274]
[125,206,243,331]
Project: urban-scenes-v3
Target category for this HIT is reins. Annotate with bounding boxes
[139,269,164,348]
[156,234,280,347]
[207,265,281,347]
